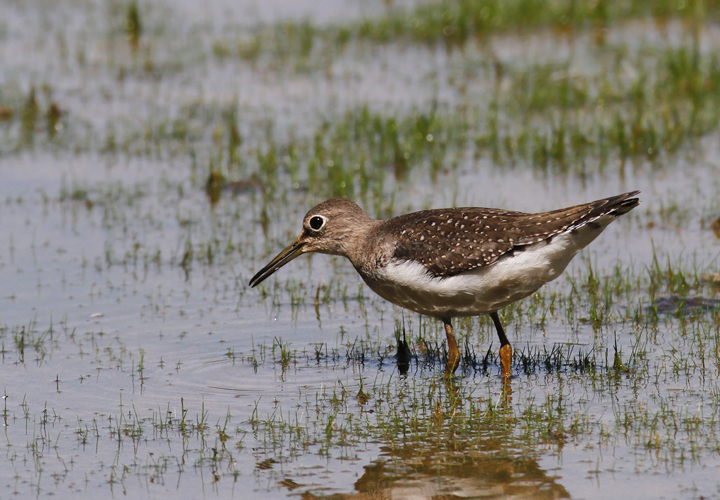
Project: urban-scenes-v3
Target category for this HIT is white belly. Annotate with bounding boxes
[361,230,590,318]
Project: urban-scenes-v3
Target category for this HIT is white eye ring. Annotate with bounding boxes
[309,215,326,231]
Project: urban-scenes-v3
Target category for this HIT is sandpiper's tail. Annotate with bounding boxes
[538,190,640,257]
[566,190,640,231]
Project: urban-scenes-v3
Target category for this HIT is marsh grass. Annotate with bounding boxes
[4,0,720,497]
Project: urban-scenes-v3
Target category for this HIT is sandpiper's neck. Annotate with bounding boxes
[335,215,382,263]
[341,217,400,274]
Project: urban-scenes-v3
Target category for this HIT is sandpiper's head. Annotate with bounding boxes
[249,198,371,287]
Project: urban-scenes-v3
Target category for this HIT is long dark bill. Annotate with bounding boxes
[249,239,306,287]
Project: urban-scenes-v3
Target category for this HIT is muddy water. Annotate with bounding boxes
[2,0,720,499]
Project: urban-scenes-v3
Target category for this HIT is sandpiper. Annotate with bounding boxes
[249,191,640,377]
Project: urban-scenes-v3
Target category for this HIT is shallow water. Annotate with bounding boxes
[2,0,720,499]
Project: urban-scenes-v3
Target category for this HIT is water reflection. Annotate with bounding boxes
[301,376,568,499]
[351,445,569,499]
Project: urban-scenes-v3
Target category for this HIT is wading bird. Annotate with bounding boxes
[250,192,640,377]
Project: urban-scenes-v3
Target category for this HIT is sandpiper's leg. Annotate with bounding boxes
[443,318,460,376]
[490,311,512,378]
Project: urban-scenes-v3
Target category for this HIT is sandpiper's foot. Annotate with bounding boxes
[396,332,411,375]
[443,319,460,376]
[499,344,512,378]
[444,351,460,377]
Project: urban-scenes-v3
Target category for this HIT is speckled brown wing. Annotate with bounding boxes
[388,192,639,277]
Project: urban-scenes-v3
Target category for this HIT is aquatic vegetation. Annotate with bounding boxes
[2,0,720,498]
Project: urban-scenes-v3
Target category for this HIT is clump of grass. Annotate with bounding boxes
[125,0,142,50]
[0,318,52,364]
[0,83,69,152]
[19,86,38,147]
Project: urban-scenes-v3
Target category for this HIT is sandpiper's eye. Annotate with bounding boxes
[309,216,325,231]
